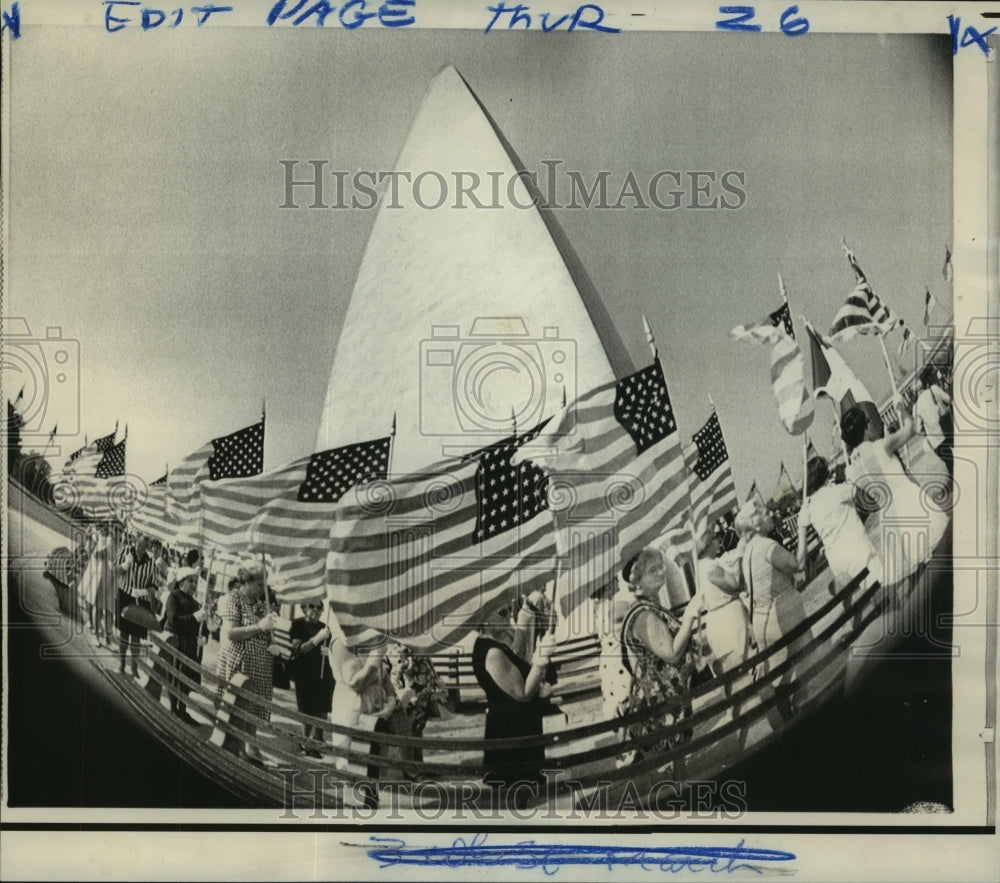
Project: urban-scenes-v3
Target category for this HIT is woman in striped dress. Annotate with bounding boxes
[216,563,276,762]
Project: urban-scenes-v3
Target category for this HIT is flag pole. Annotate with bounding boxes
[261,550,272,611]
[642,314,659,360]
[386,412,397,475]
[877,330,910,467]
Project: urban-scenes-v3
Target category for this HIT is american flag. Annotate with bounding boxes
[166,420,265,529]
[683,409,738,533]
[943,247,953,284]
[830,243,896,339]
[66,441,90,465]
[201,435,392,597]
[731,284,814,436]
[94,428,118,453]
[95,437,126,478]
[525,358,688,623]
[326,422,555,653]
[129,481,173,545]
[777,512,822,557]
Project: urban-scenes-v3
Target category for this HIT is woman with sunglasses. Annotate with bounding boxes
[288,599,335,755]
[471,592,558,798]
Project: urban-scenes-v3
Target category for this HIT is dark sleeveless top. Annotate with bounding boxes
[472,636,547,786]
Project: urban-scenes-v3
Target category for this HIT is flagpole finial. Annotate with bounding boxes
[510,407,517,437]
[707,392,716,410]
[641,315,658,359]
[778,273,787,302]
[391,412,397,437]
[261,398,266,421]
[561,386,567,409]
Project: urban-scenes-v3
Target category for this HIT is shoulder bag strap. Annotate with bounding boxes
[619,601,657,678]
[741,540,756,614]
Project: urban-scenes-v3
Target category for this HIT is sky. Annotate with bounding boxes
[6,23,953,500]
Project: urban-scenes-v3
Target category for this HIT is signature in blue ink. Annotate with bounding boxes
[367,833,795,875]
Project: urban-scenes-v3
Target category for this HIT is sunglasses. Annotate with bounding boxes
[305,604,323,611]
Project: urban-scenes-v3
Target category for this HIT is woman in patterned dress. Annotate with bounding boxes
[618,547,700,765]
[215,563,276,763]
[389,643,444,742]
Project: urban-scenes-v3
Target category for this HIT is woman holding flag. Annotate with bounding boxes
[841,397,949,581]
[472,592,558,797]
[617,548,700,764]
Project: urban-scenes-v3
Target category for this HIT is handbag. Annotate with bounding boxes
[688,597,719,685]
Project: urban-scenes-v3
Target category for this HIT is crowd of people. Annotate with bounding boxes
[63,366,952,795]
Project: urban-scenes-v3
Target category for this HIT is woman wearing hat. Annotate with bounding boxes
[163,566,206,725]
[617,548,700,764]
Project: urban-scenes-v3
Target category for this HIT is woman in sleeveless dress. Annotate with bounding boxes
[695,531,753,674]
[734,501,811,724]
[618,547,700,764]
[471,596,557,796]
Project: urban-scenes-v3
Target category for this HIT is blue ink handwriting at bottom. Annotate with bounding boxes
[485,2,619,33]
[367,834,796,875]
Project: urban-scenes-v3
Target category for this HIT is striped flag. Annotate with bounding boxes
[731,299,814,435]
[684,409,738,533]
[524,358,689,622]
[166,420,265,530]
[326,422,556,653]
[129,482,175,544]
[943,247,953,283]
[806,320,884,438]
[830,243,896,339]
[897,321,915,358]
[201,435,392,596]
